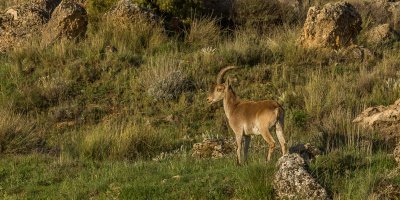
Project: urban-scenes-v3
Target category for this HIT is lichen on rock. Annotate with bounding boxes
[274,154,329,200]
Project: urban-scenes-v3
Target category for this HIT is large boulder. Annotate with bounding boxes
[104,0,159,24]
[388,2,400,29]
[365,24,399,44]
[274,154,329,200]
[41,1,88,46]
[352,0,400,32]
[300,2,362,49]
[353,99,400,139]
[0,0,61,52]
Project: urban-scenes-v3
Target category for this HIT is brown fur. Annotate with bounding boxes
[207,66,287,164]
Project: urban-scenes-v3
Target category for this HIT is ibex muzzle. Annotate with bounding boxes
[207,66,287,165]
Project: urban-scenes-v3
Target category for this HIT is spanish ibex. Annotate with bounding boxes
[207,66,287,164]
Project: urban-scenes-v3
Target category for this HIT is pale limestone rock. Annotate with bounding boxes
[274,154,329,200]
[300,2,362,49]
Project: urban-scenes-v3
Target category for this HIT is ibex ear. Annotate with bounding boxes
[225,77,230,87]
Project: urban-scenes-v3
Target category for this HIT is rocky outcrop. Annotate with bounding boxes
[104,0,184,33]
[353,99,400,139]
[300,2,362,49]
[366,24,399,44]
[41,1,88,46]
[274,154,329,200]
[354,98,400,199]
[0,0,60,52]
[104,0,159,24]
[337,45,374,63]
[192,138,235,159]
[0,0,87,52]
[289,143,322,162]
[352,0,400,32]
[369,180,400,200]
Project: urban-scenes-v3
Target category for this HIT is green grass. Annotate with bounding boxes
[0,153,276,199]
[0,148,396,199]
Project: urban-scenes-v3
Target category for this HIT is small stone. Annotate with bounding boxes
[289,143,322,162]
[366,24,399,44]
[5,8,18,20]
[337,45,375,63]
[192,138,235,159]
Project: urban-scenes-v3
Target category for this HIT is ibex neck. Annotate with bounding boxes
[223,87,239,119]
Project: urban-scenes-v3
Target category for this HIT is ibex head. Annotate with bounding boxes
[207,66,237,104]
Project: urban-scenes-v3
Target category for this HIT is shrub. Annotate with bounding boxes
[37,72,72,102]
[137,0,205,19]
[0,109,43,154]
[140,54,193,101]
[86,0,119,18]
[233,0,303,31]
[185,17,221,47]
[291,109,309,128]
[219,29,273,66]
[66,119,184,160]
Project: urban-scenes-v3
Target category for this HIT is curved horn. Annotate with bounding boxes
[217,66,237,84]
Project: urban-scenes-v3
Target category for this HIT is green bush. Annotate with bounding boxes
[233,0,303,31]
[137,0,205,19]
[0,109,43,154]
[86,0,119,17]
[291,109,309,128]
[219,29,273,66]
[185,17,221,47]
[140,54,194,101]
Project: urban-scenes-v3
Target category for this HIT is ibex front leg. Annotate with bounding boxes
[232,127,245,165]
[243,135,251,163]
[235,134,243,165]
[261,128,276,162]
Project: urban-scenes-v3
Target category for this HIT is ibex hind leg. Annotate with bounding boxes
[243,135,251,164]
[276,122,286,155]
[276,108,287,155]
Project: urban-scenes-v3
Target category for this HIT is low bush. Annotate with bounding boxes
[233,0,305,31]
[140,54,193,101]
[185,17,221,47]
[0,109,43,154]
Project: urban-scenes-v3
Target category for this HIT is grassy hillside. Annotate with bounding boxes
[1,0,400,199]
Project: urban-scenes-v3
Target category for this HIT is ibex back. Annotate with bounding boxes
[207,66,287,165]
